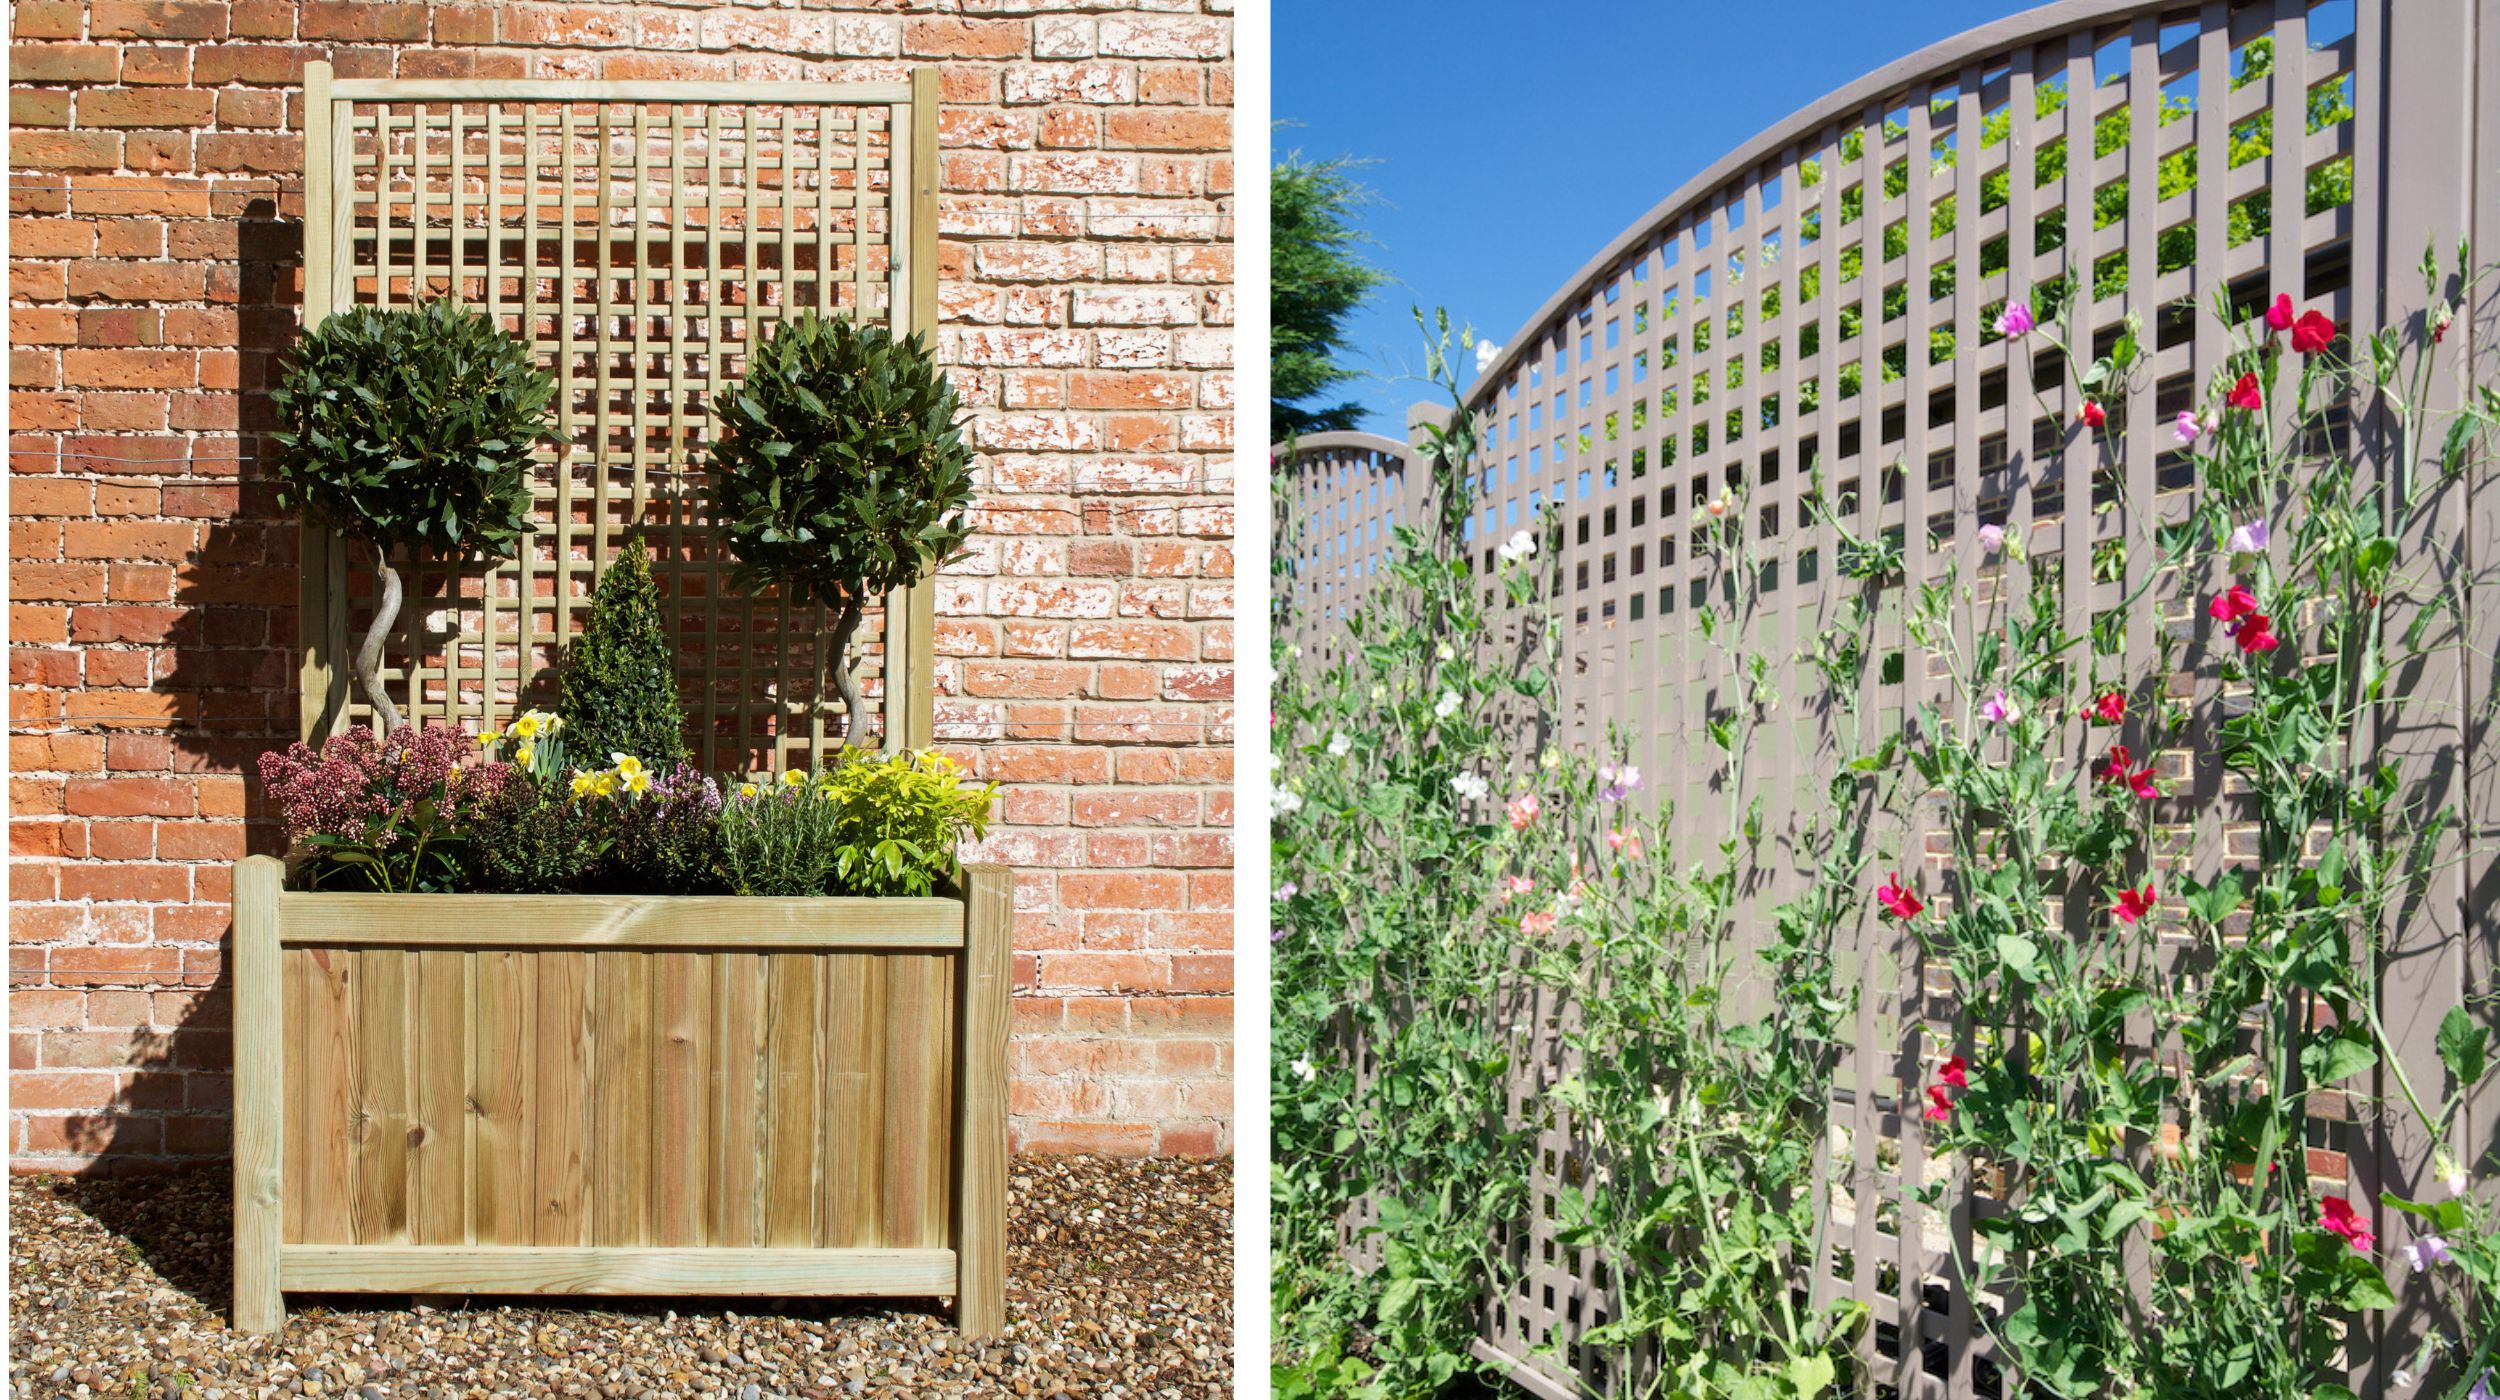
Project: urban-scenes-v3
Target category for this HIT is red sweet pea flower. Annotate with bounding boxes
[2077,399,2107,429]
[2320,1195,2374,1253]
[1939,1055,1968,1089]
[2095,744,2133,785]
[2227,373,2264,412]
[2087,691,2126,724]
[1924,1084,1953,1123]
[2238,613,2282,654]
[2266,293,2296,332]
[1876,873,1923,920]
[2210,585,2258,623]
[2112,884,2156,925]
[2291,309,2336,355]
[2127,764,2160,800]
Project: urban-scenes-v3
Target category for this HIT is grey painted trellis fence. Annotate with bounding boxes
[1277,1,2500,1396]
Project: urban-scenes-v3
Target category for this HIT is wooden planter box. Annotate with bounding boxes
[230,856,1010,1336]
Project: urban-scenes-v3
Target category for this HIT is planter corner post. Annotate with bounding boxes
[954,864,1012,1337]
[232,854,286,1334]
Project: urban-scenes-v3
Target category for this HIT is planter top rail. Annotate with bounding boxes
[296,63,941,772]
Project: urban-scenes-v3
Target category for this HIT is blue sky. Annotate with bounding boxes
[1274,0,2022,439]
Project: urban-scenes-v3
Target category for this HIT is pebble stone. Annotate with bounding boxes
[10,1158,1233,1399]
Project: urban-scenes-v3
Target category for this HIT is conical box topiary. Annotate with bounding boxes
[557,534,689,767]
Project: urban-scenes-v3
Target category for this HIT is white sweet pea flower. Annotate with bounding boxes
[1271,790,1305,817]
[1540,748,1560,771]
[1434,689,1462,720]
[1326,731,1351,757]
[1370,683,1389,703]
[1290,1056,1316,1082]
[1497,529,1537,565]
[1450,771,1490,802]
[1436,642,1455,662]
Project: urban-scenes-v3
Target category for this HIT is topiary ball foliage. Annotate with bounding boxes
[271,299,553,557]
[557,533,689,767]
[704,312,975,609]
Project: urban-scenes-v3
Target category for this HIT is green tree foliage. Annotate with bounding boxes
[1272,152,1387,438]
[557,533,689,767]
[705,311,974,746]
[271,299,554,731]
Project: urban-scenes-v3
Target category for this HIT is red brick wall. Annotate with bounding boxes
[8,1,1235,1170]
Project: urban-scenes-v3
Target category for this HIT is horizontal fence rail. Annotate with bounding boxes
[1297,2,2500,1397]
[297,64,940,770]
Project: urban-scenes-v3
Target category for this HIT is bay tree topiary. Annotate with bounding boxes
[556,533,690,767]
[271,299,554,732]
[704,311,974,746]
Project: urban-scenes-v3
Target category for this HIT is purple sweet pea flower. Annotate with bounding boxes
[1995,300,2034,338]
[2407,1234,2453,1272]
[1274,881,1299,901]
[2174,410,2205,445]
[1977,523,2005,554]
[2471,1370,2495,1400]
[2229,519,2270,555]
[1597,763,1643,803]
[1270,926,1289,943]
[1978,688,2019,725]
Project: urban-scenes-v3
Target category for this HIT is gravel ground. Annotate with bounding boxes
[10,1157,1232,1400]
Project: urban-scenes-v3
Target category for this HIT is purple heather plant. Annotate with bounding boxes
[602,760,728,894]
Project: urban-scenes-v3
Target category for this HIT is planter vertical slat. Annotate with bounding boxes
[235,857,1011,1335]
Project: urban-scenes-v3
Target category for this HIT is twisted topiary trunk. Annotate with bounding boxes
[825,593,866,748]
[356,538,405,733]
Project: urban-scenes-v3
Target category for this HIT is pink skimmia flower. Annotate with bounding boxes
[2088,691,2126,725]
[1978,688,2018,725]
[1507,792,1541,830]
[2229,519,2270,555]
[2112,884,2156,926]
[1977,523,2005,554]
[2320,1196,2374,1252]
[2291,309,2336,355]
[2407,1235,2453,1272]
[2227,372,2264,412]
[1876,873,1924,920]
[2266,293,2297,333]
[1995,300,2035,338]
[1939,1055,1968,1089]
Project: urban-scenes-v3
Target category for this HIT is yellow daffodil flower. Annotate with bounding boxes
[623,768,651,795]
[738,782,758,798]
[514,742,535,766]
[612,754,646,779]
[781,768,806,788]
[570,771,596,798]
[511,714,542,740]
[476,728,501,747]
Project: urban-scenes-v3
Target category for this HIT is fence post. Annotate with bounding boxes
[232,855,286,1333]
[954,864,1012,1336]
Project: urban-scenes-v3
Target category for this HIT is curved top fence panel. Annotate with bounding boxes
[1389,2,2499,1397]
[296,64,940,771]
[1275,430,1420,667]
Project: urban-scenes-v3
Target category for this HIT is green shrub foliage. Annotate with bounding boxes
[461,771,608,894]
[557,534,689,767]
[270,299,555,730]
[705,312,974,744]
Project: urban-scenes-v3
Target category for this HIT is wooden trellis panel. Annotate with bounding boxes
[297,65,940,772]
[1292,2,2496,1398]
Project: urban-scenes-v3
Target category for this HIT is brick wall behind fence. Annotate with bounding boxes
[7,0,1236,1171]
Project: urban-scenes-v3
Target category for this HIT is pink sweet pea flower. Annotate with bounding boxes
[1924,1084,1953,1123]
[1499,874,1535,904]
[1520,910,1558,936]
[2128,765,2160,801]
[2266,293,2296,333]
[1978,688,2018,725]
[2291,309,2336,355]
[1995,300,2035,338]
[1977,523,2005,554]
[2095,745,2134,786]
[2320,1196,2374,1252]
[1876,873,1923,920]
[2174,410,2206,445]
[1507,793,1541,830]
[1606,827,1630,852]
[2087,691,2126,725]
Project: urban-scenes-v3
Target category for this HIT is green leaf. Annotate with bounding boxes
[2439,1005,2490,1087]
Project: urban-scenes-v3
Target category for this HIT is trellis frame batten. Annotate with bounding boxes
[292,63,942,761]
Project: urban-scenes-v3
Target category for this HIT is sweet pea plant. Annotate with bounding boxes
[1274,315,1889,1399]
[1279,256,2500,1400]
[1899,247,2500,1400]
